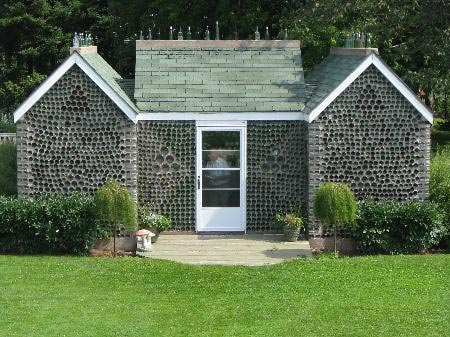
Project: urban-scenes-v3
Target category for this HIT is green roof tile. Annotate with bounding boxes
[134,42,305,112]
[303,54,369,114]
[79,53,139,113]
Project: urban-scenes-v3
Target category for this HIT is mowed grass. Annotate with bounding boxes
[0,255,449,337]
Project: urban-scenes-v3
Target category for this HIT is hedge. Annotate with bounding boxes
[0,194,96,254]
[353,199,447,254]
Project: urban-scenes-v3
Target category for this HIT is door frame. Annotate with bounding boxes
[195,121,247,232]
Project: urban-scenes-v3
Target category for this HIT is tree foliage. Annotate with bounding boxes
[313,182,357,227]
[0,0,448,119]
[94,180,137,234]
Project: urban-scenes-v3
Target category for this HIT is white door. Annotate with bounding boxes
[196,125,246,232]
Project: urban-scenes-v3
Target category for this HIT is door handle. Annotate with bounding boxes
[197,176,200,190]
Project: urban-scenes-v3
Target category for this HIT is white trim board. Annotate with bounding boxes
[308,54,433,124]
[138,112,308,121]
[13,53,137,123]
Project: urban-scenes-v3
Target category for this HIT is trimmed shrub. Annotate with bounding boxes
[0,194,96,254]
[0,142,17,196]
[354,199,447,254]
[95,180,137,236]
[313,182,357,254]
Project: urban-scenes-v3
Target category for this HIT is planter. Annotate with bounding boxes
[309,237,356,254]
[284,226,301,242]
[93,236,137,252]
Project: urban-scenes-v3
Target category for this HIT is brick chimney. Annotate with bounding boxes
[70,45,97,55]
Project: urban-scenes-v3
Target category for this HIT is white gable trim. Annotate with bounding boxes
[371,56,433,124]
[308,54,433,124]
[13,53,137,123]
[14,55,76,123]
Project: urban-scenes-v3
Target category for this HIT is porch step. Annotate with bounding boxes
[138,234,312,266]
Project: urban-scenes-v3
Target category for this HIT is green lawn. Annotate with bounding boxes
[0,255,449,337]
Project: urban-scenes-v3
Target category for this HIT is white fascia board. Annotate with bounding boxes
[137,111,308,121]
[372,55,433,124]
[73,54,137,123]
[308,55,373,123]
[13,53,137,124]
[14,55,76,123]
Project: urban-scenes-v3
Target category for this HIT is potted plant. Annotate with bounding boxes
[138,205,172,242]
[274,212,304,242]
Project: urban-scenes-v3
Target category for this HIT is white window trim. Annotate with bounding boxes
[308,54,433,124]
[13,53,137,123]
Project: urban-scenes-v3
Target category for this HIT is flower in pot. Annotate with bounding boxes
[274,213,304,242]
[138,206,172,242]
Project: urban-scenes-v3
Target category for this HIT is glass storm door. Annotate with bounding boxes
[196,126,246,232]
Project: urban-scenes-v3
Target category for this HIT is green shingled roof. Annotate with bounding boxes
[78,52,139,113]
[303,53,369,114]
[134,41,305,112]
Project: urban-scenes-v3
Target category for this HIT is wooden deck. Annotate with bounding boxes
[138,234,312,266]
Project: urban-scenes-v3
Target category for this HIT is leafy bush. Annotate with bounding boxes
[0,142,17,196]
[433,118,450,131]
[430,147,450,248]
[0,194,96,254]
[95,181,137,236]
[138,206,172,232]
[0,113,16,133]
[430,147,450,233]
[354,199,447,254]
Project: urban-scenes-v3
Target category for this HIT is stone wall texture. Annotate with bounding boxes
[247,121,308,231]
[308,65,431,237]
[16,65,137,197]
[137,121,196,231]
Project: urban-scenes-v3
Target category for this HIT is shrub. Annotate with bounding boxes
[313,182,357,255]
[138,206,172,232]
[0,113,16,133]
[95,180,137,236]
[0,194,96,254]
[354,199,447,254]
[0,142,17,196]
[430,147,450,235]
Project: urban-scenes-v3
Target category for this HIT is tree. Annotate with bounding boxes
[313,182,357,256]
[95,180,137,255]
